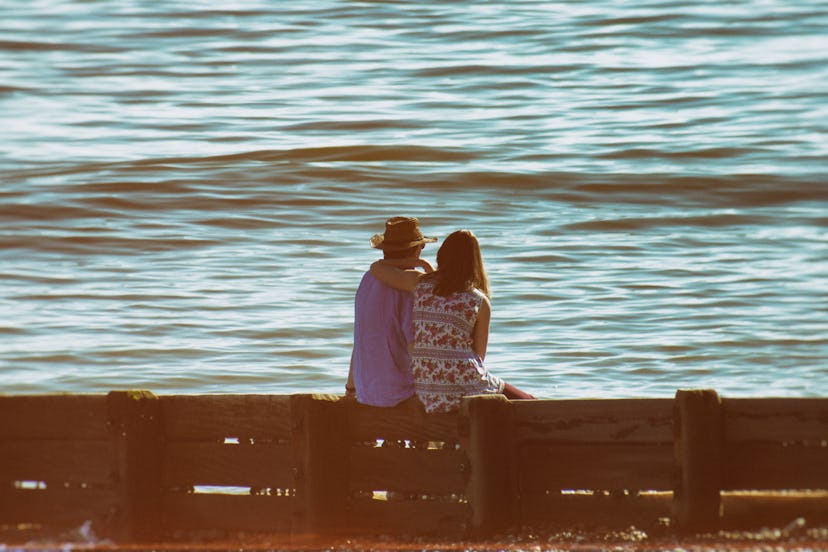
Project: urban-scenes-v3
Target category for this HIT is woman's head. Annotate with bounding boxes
[433,229,489,297]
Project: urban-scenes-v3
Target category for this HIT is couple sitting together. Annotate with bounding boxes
[346,216,534,414]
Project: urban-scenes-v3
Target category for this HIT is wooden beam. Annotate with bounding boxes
[673,388,723,531]
[349,445,466,495]
[162,492,294,533]
[348,398,458,443]
[521,491,672,528]
[107,390,164,541]
[723,398,828,443]
[513,398,674,444]
[0,487,119,526]
[160,394,292,441]
[347,496,467,535]
[722,443,828,490]
[462,394,516,535]
[518,442,674,491]
[163,441,295,489]
[290,394,350,537]
[0,395,108,440]
[0,440,111,486]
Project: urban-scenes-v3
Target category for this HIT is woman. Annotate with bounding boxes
[371,229,535,413]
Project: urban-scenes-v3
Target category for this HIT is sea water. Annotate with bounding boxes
[1,0,826,398]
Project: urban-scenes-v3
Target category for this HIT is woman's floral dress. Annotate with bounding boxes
[412,279,505,413]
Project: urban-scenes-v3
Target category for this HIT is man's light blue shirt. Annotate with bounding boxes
[352,271,414,407]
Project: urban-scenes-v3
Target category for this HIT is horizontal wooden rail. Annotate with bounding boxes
[0,389,825,542]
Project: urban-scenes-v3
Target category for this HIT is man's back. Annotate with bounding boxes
[351,271,414,407]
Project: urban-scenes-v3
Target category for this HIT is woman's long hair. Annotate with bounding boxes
[427,229,490,298]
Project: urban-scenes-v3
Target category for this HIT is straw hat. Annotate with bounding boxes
[370,216,437,251]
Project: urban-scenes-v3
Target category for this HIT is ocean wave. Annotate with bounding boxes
[598,147,757,160]
[4,152,826,213]
[0,235,222,254]
[561,213,773,232]
[0,39,124,53]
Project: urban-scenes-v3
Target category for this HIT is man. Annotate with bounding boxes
[346,217,437,406]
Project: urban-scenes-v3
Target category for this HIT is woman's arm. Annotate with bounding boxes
[472,297,535,399]
[472,295,491,360]
[503,381,535,400]
[370,258,430,292]
[376,257,434,273]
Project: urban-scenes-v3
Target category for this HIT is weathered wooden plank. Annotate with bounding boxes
[721,491,828,529]
[347,497,467,535]
[349,445,466,494]
[673,388,723,532]
[291,394,350,535]
[0,487,118,525]
[0,440,111,486]
[723,398,828,443]
[462,394,517,535]
[512,399,674,444]
[0,395,108,440]
[518,443,674,491]
[348,398,459,442]
[723,442,828,490]
[520,491,672,527]
[161,394,292,441]
[164,441,294,489]
[107,390,164,541]
[162,492,294,533]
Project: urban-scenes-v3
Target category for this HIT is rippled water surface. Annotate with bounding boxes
[1,0,826,398]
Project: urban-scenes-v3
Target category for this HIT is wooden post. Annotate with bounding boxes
[107,390,163,541]
[673,388,723,531]
[290,394,350,539]
[461,394,516,534]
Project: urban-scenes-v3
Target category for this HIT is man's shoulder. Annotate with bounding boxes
[356,269,373,286]
[356,272,411,302]
[356,270,381,292]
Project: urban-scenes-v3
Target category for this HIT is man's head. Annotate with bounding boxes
[370,217,436,259]
[384,243,424,260]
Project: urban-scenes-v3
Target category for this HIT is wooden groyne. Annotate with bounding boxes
[1,389,826,542]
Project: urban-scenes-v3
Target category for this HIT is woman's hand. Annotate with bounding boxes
[417,258,435,273]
